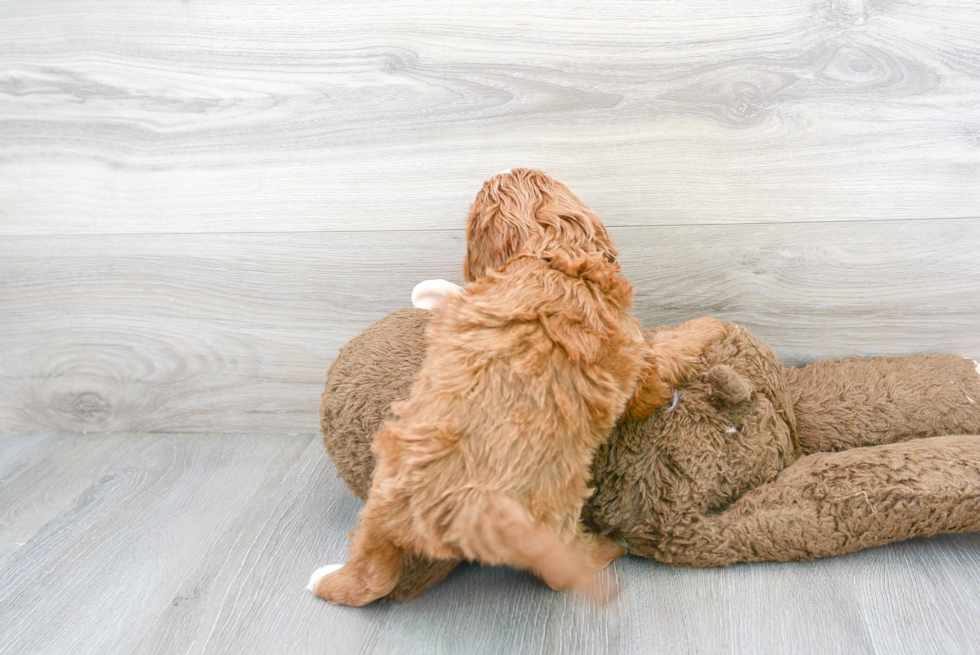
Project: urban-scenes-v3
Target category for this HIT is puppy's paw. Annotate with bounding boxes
[687,316,727,344]
[592,536,627,569]
[307,564,344,593]
[308,562,395,606]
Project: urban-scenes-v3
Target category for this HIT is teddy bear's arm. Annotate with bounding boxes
[625,317,728,422]
[639,434,980,567]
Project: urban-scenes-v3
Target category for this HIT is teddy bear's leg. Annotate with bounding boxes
[309,497,405,606]
[444,490,616,600]
[787,354,980,454]
[625,317,728,421]
[638,434,980,567]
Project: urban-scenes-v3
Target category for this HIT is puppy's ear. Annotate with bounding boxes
[463,209,530,282]
[574,213,618,266]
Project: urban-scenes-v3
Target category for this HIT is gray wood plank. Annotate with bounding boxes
[621,557,877,655]
[850,535,980,655]
[0,432,314,655]
[2,219,978,434]
[0,229,467,434]
[1,0,978,235]
[618,536,980,655]
[0,433,145,569]
[0,432,978,655]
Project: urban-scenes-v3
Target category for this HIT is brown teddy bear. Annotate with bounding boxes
[320,308,980,601]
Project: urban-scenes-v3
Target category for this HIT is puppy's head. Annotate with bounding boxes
[463,168,618,282]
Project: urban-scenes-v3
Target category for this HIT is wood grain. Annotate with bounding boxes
[0,431,978,655]
[2,219,978,434]
[0,230,466,434]
[0,432,315,655]
[0,433,143,569]
[851,536,980,654]
[1,0,978,235]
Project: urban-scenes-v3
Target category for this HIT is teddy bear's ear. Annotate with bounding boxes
[707,365,753,406]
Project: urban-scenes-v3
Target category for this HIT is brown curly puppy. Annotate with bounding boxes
[310,169,726,606]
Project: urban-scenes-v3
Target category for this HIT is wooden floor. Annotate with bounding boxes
[0,431,978,655]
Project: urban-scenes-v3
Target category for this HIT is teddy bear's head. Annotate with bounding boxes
[320,308,433,501]
[583,324,800,553]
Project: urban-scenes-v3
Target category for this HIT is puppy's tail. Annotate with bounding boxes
[445,491,615,602]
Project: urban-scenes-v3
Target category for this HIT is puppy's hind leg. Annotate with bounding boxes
[446,491,617,601]
[309,499,404,607]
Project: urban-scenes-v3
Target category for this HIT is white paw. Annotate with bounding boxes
[411,279,463,310]
[495,168,512,176]
[307,564,343,593]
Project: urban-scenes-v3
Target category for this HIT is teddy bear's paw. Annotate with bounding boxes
[307,564,343,593]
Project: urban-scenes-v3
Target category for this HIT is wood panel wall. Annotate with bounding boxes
[2,0,978,433]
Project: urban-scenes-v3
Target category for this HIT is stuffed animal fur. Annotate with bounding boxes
[320,308,980,601]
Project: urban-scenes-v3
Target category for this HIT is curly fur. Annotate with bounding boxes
[312,169,725,606]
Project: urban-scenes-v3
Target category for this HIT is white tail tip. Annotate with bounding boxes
[412,279,463,310]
